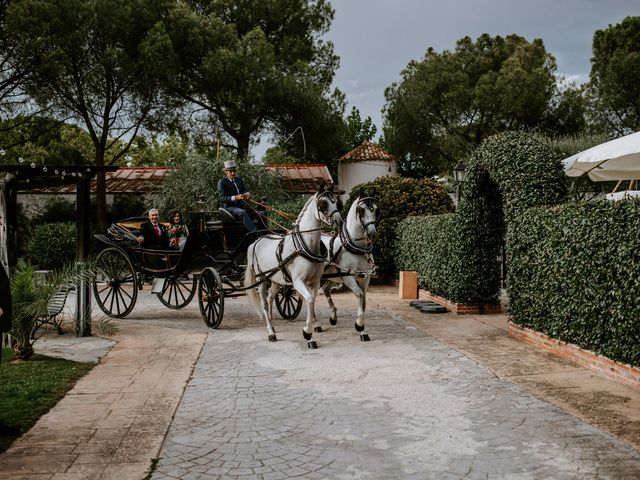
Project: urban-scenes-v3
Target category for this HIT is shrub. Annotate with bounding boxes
[509,199,640,366]
[31,198,75,225]
[348,176,453,276]
[27,222,75,270]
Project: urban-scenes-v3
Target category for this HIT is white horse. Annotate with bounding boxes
[321,195,378,341]
[244,184,343,348]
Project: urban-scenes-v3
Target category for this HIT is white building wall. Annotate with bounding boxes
[338,160,398,199]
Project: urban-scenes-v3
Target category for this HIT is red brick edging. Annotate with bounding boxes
[508,322,640,389]
[419,289,502,315]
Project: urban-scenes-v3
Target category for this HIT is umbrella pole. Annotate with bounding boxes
[613,180,623,193]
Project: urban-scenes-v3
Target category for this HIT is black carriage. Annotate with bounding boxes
[92,209,303,328]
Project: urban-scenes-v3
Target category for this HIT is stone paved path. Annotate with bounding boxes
[151,295,640,480]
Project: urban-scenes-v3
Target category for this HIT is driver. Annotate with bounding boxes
[217,160,257,233]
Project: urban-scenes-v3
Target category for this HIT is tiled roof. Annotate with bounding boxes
[28,167,174,194]
[264,164,334,193]
[339,141,395,163]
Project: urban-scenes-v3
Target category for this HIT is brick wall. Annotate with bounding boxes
[509,322,640,389]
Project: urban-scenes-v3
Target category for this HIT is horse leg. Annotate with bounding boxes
[293,278,318,349]
[343,275,370,341]
[258,282,277,342]
[322,281,338,326]
[266,281,280,333]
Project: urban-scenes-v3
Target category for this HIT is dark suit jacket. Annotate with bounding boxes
[217,176,248,208]
[139,221,170,249]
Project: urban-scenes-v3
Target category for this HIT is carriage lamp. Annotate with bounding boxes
[453,161,467,205]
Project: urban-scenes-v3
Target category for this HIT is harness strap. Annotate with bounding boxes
[340,223,374,255]
[292,226,328,263]
[275,237,292,283]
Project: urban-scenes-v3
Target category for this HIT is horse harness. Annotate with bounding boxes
[252,190,338,285]
[326,197,378,279]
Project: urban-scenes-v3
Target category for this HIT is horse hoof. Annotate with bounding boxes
[329,318,337,326]
[354,321,365,332]
[360,334,370,342]
[308,340,318,349]
[314,326,323,333]
[302,329,312,341]
[268,334,277,342]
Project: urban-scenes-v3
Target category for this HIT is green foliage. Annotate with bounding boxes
[0,350,93,452]
[31,198,76,226]
[348,176,453,277]
[266,195,308,230]
[27,222,76,270]
[396,215,459,298]
[343,106,377,151]
[382,33,569,177]
[151,148,289,220]
[396,132,567,305]
[156,0,340,160]
[9,259,112,360]
[107,194,146,223]
[589,16,640,135]
[509,200,640,366]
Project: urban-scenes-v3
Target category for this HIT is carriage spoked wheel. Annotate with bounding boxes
[198,267,224,328]
[275,285,303,320]
[93,247,138,318]
[157,274,197,309]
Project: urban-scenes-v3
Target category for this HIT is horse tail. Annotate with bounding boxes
[244,242,261,316]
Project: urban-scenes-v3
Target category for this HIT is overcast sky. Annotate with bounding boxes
[254,0,640,159]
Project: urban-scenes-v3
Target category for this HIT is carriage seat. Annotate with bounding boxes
[205,208,241,228]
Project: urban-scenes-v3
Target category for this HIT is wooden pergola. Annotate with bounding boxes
[0,164,118,337]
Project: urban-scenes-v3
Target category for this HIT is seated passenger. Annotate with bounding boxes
[137,208,170,249]
[217,160,257,233]
[168,209,189,251]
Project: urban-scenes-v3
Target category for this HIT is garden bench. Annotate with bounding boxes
[33,284,74,336]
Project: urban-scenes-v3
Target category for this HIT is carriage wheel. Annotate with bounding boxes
[275,285,303,320]
[93,247,138,318]
[198,267,224,328]
[157,274,196,309]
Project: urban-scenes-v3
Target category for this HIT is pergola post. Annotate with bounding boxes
[75,177,91,337]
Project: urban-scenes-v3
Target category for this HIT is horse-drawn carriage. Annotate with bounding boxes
[92,207,303,328]
[93,185,379,348]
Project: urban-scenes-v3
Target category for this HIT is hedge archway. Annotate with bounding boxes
[454,131,567,305]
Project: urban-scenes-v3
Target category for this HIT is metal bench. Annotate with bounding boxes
[33,285,73,336]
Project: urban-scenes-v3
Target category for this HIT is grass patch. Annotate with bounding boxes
[0,347,94,453]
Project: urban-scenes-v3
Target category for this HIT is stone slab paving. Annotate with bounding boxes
[0,310,207,480]
[152,295,640,480]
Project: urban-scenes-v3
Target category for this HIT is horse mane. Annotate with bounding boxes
[293,193,317,226]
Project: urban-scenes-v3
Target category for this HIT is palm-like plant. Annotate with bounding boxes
[10,259,116,360]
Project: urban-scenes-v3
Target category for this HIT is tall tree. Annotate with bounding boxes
[382,34,558,177]
[156,0,339,160]
[589,16,640,135]
[343,106,377,150]
[7,0,172,226]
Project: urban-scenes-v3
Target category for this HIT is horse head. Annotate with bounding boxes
[316,182,343,230]
[356,192,378,242]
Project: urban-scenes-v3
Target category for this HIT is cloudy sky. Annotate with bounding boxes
[327,0,640,131]
[254,0,640,159]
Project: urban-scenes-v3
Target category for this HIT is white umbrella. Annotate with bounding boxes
[562,131,640,181]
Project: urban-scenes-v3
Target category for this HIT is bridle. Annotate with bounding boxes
[315,190,342,228]
[340,197,378,255]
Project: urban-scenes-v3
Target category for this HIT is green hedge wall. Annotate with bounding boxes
[396,215,459,298]
[347,176,453,277]
[509,199,640,366]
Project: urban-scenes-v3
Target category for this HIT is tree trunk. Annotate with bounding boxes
[236,131,251,161]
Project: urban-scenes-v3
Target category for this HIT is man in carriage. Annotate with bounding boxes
[217,160,259,233]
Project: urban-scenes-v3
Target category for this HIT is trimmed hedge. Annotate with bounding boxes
[347,176,453,276]
[509,199,640,366]
[396,215,459,298]
[27,222,76,270]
